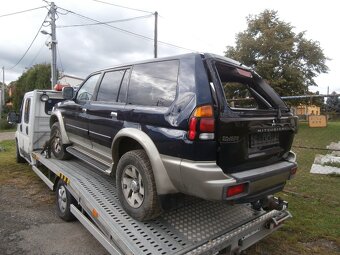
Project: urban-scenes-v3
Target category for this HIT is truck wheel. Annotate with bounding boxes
[16,139,26,163]
[116,150,161,221]
[56,179,76,221]
[51,122,71,160]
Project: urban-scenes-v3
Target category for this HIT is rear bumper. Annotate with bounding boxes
[162,154,297,201]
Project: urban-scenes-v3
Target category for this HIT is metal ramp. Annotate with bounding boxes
[32,152,288,255]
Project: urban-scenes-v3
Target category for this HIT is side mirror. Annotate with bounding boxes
[7,111,20,124]
[62,86,74,100]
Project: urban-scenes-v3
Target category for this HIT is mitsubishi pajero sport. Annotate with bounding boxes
[50,53,298,221]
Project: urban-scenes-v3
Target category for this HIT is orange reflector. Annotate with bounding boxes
[227,184,245,197]
[92,209,99,218]
[194,105,213,117]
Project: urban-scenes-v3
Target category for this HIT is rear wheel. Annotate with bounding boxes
[56,179,76,221]
[51,122,71,160]
[15,139,26,163]
[116,150,161,221]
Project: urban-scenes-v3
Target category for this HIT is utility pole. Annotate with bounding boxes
[0,66,3,120]
[154,11,158,58]
[2,66,4,106]
[50,2,57,89]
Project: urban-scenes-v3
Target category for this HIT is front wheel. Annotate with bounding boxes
[51,122,71,160]
[116,150,161,221]
[56,179,76,221]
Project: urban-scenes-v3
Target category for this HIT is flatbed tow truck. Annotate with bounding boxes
[9,90,292,255]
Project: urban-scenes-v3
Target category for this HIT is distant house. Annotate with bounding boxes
[58,74,83,87]
[294,105,321,116]
[6,84,14,108]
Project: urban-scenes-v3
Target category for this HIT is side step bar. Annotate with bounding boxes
[66,147,111,174]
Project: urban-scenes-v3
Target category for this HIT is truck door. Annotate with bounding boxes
[17,96,32,159]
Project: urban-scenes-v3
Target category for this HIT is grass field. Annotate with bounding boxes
[0,140,54,204]
[0,122,339,254]
[249,122,340,254]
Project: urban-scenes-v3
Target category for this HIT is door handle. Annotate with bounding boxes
[82,108,87,113]
[110,112,118,117]
[26,126,28,135]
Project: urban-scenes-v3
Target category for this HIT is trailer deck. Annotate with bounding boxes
[31,151,291,255]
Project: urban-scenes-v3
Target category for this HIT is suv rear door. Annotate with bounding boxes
[208,60,297,174]
[87,68,130,154]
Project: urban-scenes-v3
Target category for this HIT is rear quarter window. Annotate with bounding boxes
[127,60,179,107]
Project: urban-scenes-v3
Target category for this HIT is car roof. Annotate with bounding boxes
[86,52,251,77]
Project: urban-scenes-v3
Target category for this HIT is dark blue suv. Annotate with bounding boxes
[50,53,298,221]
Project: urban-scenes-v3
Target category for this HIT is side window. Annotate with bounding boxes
[118,69,130,103]
[97,70,125,102]
[24,98,31,124]
[76,73,100,102]
[128,60,179,107]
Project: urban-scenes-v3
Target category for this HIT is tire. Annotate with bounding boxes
[56,179,76,221]
[51,122,71,160]
[116,150,161,221]
[16,140,26,163]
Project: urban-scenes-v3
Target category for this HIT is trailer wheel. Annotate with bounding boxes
[116,150,161,221]
[56,179,76,221]
[51,122,71,160]
[15,139,26,163]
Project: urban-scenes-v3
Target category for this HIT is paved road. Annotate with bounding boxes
[0,131,15,142]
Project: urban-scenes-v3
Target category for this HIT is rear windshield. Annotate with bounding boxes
[215,62,286,110]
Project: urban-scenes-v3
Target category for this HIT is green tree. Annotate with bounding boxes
[12,63,52,111]
[325,91,340,113]
[225,10,328,99]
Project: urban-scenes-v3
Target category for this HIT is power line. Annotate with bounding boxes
[8,13,48,70]
[58,7,154,41]
[56,14,153,28]
[158,39,198,53]
[28,42,46,67]
[0,6,46,18]
[58,6,197,52]
[92,0,153,14]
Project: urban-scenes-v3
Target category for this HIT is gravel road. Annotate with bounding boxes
[0,132,15,142]
[0,164,108,255]
[0,184,108,255]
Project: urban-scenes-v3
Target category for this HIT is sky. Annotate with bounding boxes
[0,0,339,95]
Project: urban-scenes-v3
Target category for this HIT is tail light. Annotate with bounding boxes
[226,183,246,197]
[187,105,215,140]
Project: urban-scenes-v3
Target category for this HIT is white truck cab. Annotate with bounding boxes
[8,90,64,163]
